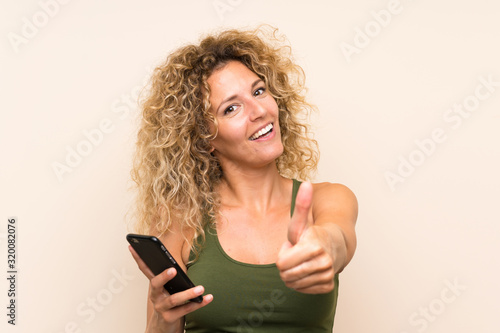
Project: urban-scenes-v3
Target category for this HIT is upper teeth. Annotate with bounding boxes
[250,124,273,140]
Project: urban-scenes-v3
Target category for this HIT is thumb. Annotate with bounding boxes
[288,181,313,245]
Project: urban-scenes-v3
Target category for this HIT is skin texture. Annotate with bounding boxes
[129,60,358,333]
[208,61,284,172]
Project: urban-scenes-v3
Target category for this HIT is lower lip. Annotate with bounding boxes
[251,127,276,142]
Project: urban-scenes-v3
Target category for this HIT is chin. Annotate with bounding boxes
[267,144,285,162]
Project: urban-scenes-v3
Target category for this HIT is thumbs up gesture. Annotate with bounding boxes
[276,182,337,294]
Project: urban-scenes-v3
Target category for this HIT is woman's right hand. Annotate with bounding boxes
[129,245,213,333]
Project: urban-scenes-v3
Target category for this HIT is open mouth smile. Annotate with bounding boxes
[249,123,273,141]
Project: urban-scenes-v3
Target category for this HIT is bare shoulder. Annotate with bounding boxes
[312,182,357,202]
[311,182,358,219]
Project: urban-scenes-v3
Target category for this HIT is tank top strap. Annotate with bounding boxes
[290,178,302,216]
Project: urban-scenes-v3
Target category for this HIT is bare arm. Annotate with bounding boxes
[310,182,358,273]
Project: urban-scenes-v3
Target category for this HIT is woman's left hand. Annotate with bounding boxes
[276,182,338,294]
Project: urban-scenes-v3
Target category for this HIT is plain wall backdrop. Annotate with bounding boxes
[1,0,499,332]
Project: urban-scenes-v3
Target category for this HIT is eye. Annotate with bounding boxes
[223,105,237,115]
[254,87,266,96]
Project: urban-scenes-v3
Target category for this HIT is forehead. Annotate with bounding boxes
[207,61,260,97]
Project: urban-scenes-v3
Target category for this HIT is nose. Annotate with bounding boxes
[247,98,266,121]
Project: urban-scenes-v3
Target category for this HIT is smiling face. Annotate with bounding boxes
[207,61,283,171]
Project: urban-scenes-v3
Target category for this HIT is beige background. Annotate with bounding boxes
[1,0,499,332]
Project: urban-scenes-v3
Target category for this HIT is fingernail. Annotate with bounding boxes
[167,268,176,276]
[194,286,203,294]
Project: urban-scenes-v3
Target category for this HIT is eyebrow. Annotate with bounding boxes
[216,78,264,113]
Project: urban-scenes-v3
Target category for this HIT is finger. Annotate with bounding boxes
[150,267,178,299]
[280,253,334,284]
[284,269,334,291]
[128,245,155,280]
[160,294,214,321]
[278,240,292,258]
[276,237,323,272]
[164,285,206,308]
[171,294,214,317]
[154,284,211,313]
[288,181,313,245]
[295,279,336,294]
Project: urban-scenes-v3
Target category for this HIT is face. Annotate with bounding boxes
[207,61,283,171]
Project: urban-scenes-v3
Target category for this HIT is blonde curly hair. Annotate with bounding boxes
[131,26,319,253]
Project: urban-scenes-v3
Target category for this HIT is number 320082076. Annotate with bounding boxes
[7,218,16,269]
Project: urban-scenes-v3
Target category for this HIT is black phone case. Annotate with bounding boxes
[126,233,203,303]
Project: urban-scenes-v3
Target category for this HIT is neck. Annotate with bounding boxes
[217,162,290,214]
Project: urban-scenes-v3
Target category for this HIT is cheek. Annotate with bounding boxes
[267,97,280,116]
[210,122,241,150]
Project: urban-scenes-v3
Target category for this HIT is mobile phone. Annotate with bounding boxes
[126,233,203,303]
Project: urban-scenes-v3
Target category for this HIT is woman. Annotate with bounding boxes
[129,26,358,332]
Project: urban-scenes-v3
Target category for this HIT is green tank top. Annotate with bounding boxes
[185,179,339,332]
